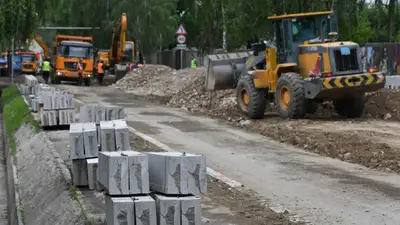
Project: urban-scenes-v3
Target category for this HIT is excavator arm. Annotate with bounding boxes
[110,13,127,65]
[34,35,49,59]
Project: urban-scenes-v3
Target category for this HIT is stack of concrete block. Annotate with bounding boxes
[39,89,76,127]
[19,75,38,96]
[146,152,207,225]
[70,122,99,186]
[99,120,131,152]
[99,151,156,225]
[80,105,125,124]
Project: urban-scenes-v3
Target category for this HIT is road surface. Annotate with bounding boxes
[56,84,400,225]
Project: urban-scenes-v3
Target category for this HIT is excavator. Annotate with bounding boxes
[205,11,385,119]
[96,13,134,82]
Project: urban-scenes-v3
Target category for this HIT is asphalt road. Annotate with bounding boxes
[56,84,400,225]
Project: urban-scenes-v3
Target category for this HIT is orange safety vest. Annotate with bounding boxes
[97,62,104,73]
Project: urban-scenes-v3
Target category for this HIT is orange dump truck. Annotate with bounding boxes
[35,35,94,86]
[19,51,38,75]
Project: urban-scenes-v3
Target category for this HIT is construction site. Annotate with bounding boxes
[2,4,400,225]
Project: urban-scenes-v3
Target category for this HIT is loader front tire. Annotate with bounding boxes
[236,75,267,119]
[275,72,306,119]
[333,94,365,118]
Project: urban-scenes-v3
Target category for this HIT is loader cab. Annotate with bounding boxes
[269,11,338,64]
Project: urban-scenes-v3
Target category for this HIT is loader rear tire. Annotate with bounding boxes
[236,75,267,119]
[333,94,365,118]
[275,72,306,119]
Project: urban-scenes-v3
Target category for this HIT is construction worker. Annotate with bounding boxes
[41,57,51,84]
[97,60,105,85]
[77,59,84,85]
[191,56,197,68]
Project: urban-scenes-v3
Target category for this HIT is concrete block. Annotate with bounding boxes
[100,120,116,152]
[95,105,106,124]
[113,119,131,151]
[59,110,67,125]
[115,107,125,120]
[42,93,52,110]
[58,94,66,109]
[153,194,181,225]
[180,196,202,225]
[41,110,58,126]
[87,158,99,190]
[69,123,85,159]
[71,159,88,186]
[124,151,150,194]
[80,105,96,123]
[132,196,157,225]
[59,109,75,125]
[40,110,49,126]
[146,152,207,195]
[66,94,75,109]
[51,94,59,110]
[98,152,129,195]
[105,107,116,120]
[105,196,134,225]
[83,122,98,158]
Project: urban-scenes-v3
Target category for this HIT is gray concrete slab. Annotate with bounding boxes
[53,84,400,225]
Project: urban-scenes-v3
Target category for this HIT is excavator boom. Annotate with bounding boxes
[34,35,49,58]
[110,13,127,64]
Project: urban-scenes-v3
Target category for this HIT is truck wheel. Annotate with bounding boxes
[84,78,91,86]
[275,72,306,119]
[236,75,267,119]
[333,94,365,118]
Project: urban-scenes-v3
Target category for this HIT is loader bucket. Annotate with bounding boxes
[205,51,253,91]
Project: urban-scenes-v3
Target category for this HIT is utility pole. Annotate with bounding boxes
[11,38,14,84]
[221,0,227,52]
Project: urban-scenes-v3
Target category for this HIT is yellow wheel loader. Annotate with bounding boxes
[205,11,385,119]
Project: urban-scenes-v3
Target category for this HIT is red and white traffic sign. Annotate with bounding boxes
[176,24,187,35]
[176,35,186,44]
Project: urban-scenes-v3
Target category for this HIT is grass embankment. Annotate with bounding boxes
[2,85,39,156]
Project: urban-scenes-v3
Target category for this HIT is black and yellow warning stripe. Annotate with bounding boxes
[321,73,385,89]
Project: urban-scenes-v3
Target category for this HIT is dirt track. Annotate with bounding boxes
[122,72,400,174]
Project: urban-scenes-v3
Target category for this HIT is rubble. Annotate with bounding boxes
[114,64,206,97]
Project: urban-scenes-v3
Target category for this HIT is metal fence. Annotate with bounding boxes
[361,42,400,76]
[143,48,205,69]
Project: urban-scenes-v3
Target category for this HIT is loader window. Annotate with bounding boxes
[292,18,318,43]
[125,43,133,62]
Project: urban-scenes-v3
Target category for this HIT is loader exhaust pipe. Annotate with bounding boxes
[204,51,253,91]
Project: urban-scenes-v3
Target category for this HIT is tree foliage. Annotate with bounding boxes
[1,0,400,54]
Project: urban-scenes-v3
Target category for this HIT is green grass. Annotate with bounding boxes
[68,185,93,225]
[2,85,39,157]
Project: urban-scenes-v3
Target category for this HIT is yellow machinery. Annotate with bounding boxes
[205,11,385,119]
[108,13,135,81]
[35,35,94,86]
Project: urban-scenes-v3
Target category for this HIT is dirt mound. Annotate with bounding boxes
[114,64,205,97]
[167,76,240,117]
[365,89,400,120]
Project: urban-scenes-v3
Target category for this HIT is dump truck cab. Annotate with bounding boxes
[19,51,38,75]
[52,35,94,85]
[205,11,385,119]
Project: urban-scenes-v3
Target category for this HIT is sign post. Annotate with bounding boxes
[175,24,187,70]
